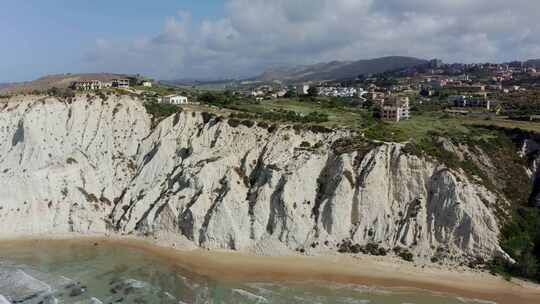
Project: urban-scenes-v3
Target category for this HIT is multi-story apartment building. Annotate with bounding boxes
[381,96,410,122]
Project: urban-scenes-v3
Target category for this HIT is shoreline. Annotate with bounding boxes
[1,233,540,303]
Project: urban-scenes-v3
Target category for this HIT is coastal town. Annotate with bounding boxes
[229,59,540,123]
[63,58,540,126]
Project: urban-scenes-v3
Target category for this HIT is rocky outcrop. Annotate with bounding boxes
[0,95,520,262]
[0,95,148,235]
[0,262,73,303]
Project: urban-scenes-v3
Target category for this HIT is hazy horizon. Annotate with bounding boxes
[2,0,540,83]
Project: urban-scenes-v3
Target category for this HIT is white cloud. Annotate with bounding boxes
[83,0,540,80]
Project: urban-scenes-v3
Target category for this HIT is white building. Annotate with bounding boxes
[275,89,288,98]
[449,95,492,110]
[357,88,368,98]
[250,90,265,97]
[296,84,310,95]
[142,81,152,87]
[161,95,189,105]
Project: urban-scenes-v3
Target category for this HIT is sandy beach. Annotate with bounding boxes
[1,234,539,304]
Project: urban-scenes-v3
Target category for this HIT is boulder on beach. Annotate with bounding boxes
[0,264,72,303]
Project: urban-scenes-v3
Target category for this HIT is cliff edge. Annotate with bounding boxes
[0,95,536,264]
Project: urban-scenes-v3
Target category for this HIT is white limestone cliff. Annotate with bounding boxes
[0,95,520,262]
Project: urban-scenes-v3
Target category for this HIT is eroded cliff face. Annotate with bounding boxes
[0,95,149,234]
[0,95,521,262]
[522,139,540,208]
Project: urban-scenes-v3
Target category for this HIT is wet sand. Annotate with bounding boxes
[1,235,539,304]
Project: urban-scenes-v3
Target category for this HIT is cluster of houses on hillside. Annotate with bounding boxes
[417,77,505,111]
[70,77,153,91]
[244,83,369,100]
[316,86,367,98]
[69,76,194,106]
[243,82,410,122]
[159,94,191,105]
[249,85,288,101]
[401,59,539,80]
[235,66,532,123]
[448,95,494,110]
[295,84,368,98]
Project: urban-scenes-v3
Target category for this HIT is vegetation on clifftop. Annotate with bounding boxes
[482,128,540,282]
[143,101,181,128]
[492,208,540,281]
[398,125,540,281]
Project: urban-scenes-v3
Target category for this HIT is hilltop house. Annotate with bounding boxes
[112,79,130,88]
[381,96,410,122]
[449,95,493,110]
[71,80,103,91]
[160,95,189,105]
[69,76,136,91]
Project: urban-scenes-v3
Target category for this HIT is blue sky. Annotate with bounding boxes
[1,0,540,83]
[0,0,224,82]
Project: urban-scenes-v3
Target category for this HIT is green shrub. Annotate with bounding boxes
[97,91,108,100]
[47,87,75,98]
[227,119,240,128]
[300,141,311,148]
[201,112,215,124]
[240,120,255,128]
[268,124,278,133]
[491,207,540,282]
[393,246,414,262]
[257,121,269,129]
[307,125,332,134]
[229,109,329,125]
[143,102,180,128]
[399,250,414,262]
[198,91,242,106]
[337,240,387,256]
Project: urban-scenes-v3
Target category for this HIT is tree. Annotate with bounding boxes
[517,252,538,279]
[198,92,219,103]
[283,90,295,98]
[47,87,75,98]
[307,86,318,97]
[363,99,374,109]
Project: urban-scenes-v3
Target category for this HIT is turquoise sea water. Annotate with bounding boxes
[0,241,492,304]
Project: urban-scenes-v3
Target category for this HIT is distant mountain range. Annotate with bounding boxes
[3,57,539,93]
[255,56,428,83]
[162,78,237,86]
[0,83,13,90]
[525,59,540,68]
